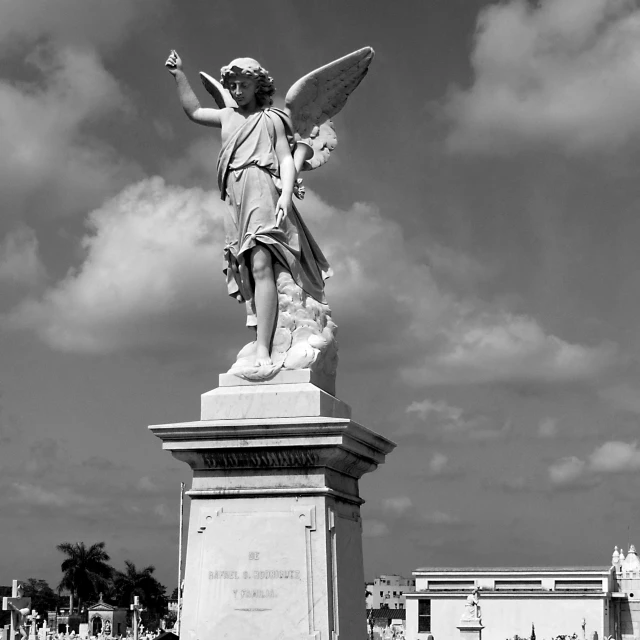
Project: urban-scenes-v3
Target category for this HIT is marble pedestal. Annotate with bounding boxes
[458,619,483,640]
[149,371,395,640]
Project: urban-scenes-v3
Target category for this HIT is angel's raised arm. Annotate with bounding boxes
[165,50,225,128]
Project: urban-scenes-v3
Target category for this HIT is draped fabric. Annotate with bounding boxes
[216,108,331,326]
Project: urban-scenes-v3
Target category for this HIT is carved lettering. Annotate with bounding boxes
[208,570,240,579]
[208,568,301,580]
[239,589,277,599]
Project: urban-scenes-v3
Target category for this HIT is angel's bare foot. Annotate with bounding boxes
[254,344,272,367]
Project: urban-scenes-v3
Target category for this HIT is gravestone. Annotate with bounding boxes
[2,581,31,640]
[150,371,395,640]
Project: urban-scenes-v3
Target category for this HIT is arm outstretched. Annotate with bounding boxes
[165,50,225,128]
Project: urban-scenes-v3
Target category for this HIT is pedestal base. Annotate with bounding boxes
[150,378,395,640]
[458,619,483,640]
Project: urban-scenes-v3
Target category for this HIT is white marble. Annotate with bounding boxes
[219,369,335,395]
[150,379,395,640]
[201,382,351,421]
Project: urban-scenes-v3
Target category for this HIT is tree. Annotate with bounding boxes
[23,579,60,614]
[57,542,114,612]
[112,561,167,618]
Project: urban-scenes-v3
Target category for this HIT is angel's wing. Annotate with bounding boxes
[199,71,238,109]
[285,47,374,169]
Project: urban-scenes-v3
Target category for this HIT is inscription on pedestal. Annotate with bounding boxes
[192,506,316,640]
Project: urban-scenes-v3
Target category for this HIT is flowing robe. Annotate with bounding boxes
[216,108,331,326]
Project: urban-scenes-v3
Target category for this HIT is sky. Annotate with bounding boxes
[2,0,640,593]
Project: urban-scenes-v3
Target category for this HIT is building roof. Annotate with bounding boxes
[414,566,610,574]
[87,602,118,612]
[367,609,406,620]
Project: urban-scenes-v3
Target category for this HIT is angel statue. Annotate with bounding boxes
[165,47,374,384]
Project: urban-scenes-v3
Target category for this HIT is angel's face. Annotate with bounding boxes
[227,74,258,107]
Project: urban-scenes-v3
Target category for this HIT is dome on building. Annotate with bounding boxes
[622,544,640,572]
[612,546,620,566]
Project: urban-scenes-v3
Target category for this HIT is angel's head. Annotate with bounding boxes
[220,58,275,107]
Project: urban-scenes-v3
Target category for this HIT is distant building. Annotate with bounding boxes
[367,608,406,640]
[366,575,416,610]
[405,544,640,640]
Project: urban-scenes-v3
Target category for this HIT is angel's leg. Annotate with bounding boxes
[250,244,276,366]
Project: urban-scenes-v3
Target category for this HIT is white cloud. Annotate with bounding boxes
[0,46,140,219]
[428,452,449,475]
[589,441,640,473]
[381,496,413,516]
[0,226,45,287]
[402,313,616,385]
[548,456,586,487]
[406,399,467,424]
[549,440,640,488]
[7,178,224,353]
[446,0,640,154]
[537,417,558,438]
[12,482,88,507]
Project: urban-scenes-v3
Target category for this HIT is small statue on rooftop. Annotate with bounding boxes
[461,587,482,621]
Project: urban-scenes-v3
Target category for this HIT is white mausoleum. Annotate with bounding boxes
[405,544,640,640]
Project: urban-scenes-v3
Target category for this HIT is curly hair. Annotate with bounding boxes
[220,58,276,107]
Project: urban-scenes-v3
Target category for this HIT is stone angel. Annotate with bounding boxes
[165,47,374,383]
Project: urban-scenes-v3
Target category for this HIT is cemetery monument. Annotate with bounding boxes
[150,47,395,640]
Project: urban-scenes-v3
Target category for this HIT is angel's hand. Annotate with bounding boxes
[275,194,293,227]
[165,50,183,75]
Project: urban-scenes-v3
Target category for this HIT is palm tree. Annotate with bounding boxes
[112,561,166,616]
[57,542,114,612]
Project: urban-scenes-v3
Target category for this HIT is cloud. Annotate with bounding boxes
[0,226,46,287]
[0,0,166,52]
[537,417,558,438]
[401,313,617,385]
[549,440,640,489]
[403,398,510,441]
[0,46,141,219]
[421,510,461,526]
[548,456,587,487]
[589,441,640,473]
[7,178,223,353]
[446,0,640,154]
[4,175,615,390]
[137,476,157,493]
[363,520,389,538]
[11,482,89,508]
[428,453,449,476]
[381,496,413,516]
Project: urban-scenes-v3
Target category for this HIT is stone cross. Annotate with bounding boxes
[2,581,32,640]
[129,597,144,640]
[26,611,39,640]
